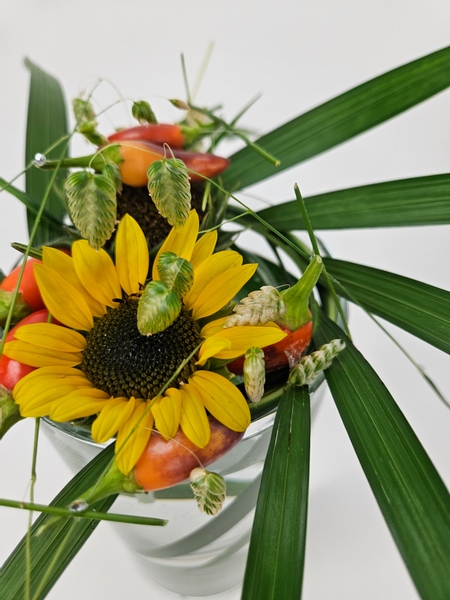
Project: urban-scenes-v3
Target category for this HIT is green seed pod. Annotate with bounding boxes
[243,347,266,403]
[190,467,227,516]
[137,280,181,335]
[157,251,194,298]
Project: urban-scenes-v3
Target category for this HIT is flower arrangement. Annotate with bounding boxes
[1,47,450,600]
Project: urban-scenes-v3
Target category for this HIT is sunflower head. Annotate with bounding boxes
[4,211,286,474]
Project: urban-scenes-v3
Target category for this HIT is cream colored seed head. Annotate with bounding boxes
[224,285,286,328]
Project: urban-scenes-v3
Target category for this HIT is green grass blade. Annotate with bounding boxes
[0,445,116,600]
[231,173,450,230]
[25,58,68,246]
[241,386,310,600]
[324,258,450,354]
[313,308,450,600]
[223,46,450,190]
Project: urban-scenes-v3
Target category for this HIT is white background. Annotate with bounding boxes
[1,1,450,598]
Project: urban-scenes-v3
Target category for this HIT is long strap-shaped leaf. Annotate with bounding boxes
[314,309,450,600]
[223,46,450,191]
[229,174,450,230]
[241,386,310,600]
[0,444,116,600]
[324,257,450,354]
[25,58,68,247]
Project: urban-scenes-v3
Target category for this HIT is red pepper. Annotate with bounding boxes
[108,124,184,148]
[228,320,313,375]
[134,417,244,491]
[1,258,44,312]
[0,309,52,391]
[116,141,230,187]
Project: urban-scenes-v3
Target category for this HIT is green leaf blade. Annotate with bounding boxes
[324,258,450,354]
[314,309,450,600]
[242,386,310,600]
[0,445,116,600]
[234,173,450,230]
[25,59,68,246]
[223,46,450,191]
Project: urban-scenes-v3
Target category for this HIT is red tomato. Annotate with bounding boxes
[0,309,51,390]
[1,258,44,311]
[228,320,313,375]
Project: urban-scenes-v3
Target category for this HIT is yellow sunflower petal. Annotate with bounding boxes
[191,263,258,320]
[190,230,218,269]
[42,248,106,318]
[115,214,149,296]
[17,382,88,417]
[179,383,210,448]
[200,317,228,337]
[152,210,199,280]
[34,264,94,330]
[184,250,243,309]
[115,400,154,475]
[209,325,287,360]
[152,388,182,440]
[4,340,82,367]
[72,240,121,308]
[50,388,111,421]
[196,337,231,366]
[92,397,136,443]
[13,366,88,396]
[190,371,250,431]
[14,323,86,352]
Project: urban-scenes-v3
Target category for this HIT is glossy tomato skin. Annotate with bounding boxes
[0,309,51,390]
[134,417,244,491]
[227,320,313,375]
[1,258,44,311]
[108,124,184,148]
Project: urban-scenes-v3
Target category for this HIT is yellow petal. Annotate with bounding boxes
[18,382,92,416]
[4,340,82,367]
[115,400,154,474]
[200,317,229,337]
[152,388,182,440]
[72,240,121,308]
[210,325,287,360]
[190,230,218,269]
[184,250,243,309]
[92,397,136,443]
[115,214,149,295]
[42,248,106,318]
[190,371,250,431]
[179,384,210,448]
[152,210,199,280]
[50,388,111,421]
[14,323,86,352]
[13,366,87,397]
[196,337,231,366]
[34,264,94,330]
[191,263,258,320]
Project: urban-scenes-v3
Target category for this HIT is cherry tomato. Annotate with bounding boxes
[1,258,44,311]
[0,309,51,390]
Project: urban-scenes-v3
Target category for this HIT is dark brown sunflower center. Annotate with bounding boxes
[80,298,202,399]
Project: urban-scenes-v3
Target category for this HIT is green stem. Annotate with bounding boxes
[0,497,167,527]
[294,184,352,340]
[280,255,323,330]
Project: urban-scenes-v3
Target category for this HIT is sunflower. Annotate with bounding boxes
[4,211,286,474]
